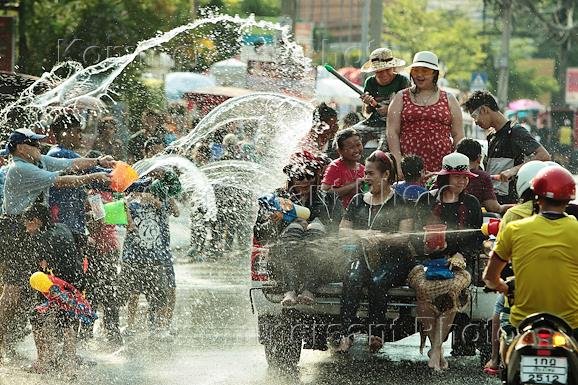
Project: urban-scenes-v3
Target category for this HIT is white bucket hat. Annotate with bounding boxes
[407,51,440,71]
[437,153,478,178]
[361,48,406,73]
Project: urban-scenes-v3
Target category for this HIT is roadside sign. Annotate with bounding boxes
[470,72,488,92]
[566,68,578,105]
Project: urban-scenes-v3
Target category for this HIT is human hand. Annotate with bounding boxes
[497,280,509,294]
[396,166,405,181]
[376,104,389,115]
[98,155,116,169]
[499,168,517,182]
[360,93,377,107]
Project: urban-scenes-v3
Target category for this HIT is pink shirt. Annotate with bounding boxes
[321,158,365,207]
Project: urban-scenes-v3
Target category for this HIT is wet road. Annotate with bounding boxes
[0,255,500,385]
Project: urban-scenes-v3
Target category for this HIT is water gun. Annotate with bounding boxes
[481,218,501,237]
[258,194,311,223]
[29,272,98,325]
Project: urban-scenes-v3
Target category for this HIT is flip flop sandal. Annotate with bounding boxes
[483,367,499,376]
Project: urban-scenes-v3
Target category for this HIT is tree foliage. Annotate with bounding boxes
[383,0,487,88]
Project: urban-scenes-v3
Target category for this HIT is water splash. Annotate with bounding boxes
[0,13,311,131]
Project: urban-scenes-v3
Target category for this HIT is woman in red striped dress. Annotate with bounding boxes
[387,51,464,177]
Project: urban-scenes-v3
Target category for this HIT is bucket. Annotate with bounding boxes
[103,200,128,225]
[423,224,447,251]
[110,162,139,192]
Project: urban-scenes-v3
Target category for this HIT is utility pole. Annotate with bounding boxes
[281,0,297,34]
[360,0,370,63]
[496,0,512,109]
[368,0,383,52]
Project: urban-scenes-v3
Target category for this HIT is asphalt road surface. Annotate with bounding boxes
[0,255,500,385]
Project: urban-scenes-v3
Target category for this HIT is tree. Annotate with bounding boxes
[382,0,488,88]
[485,0,578,106]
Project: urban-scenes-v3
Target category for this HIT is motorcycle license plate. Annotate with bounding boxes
[520,356,568,384]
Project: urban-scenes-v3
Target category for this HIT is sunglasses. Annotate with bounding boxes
[411,67,435,76]
[23,140,40,148]
[470,106,483,120]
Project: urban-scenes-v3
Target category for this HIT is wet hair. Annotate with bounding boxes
[456,138,482,162]
[22,203,52,232]
[314,103,337,124]
[333,128,360,150]
[50,114,81,140]
[366,150,397,184]
[401,155,424,182]
[144,137,164,155]
[342,112,360,128]
[85,149,103,159]
[462,90,500,113]
[97,116,117,135]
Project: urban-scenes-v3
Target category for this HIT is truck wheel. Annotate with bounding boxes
[261,318,302,370]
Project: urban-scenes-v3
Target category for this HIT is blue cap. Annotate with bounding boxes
[0,128,47,156]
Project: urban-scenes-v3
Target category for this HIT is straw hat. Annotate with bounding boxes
[407,51,440,71]
[361,48,406,73]
[437,153,478,178]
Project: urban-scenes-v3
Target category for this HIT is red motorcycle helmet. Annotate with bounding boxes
[531,166,576,201]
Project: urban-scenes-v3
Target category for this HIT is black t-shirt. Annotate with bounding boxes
[34,223,84,289]
[363,74,410,114]
[484,121,541,202]
[343,192,411,263]
[412,190,483,266]
[344,192,408,232]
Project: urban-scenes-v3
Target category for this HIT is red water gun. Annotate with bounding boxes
[29,272,98,325]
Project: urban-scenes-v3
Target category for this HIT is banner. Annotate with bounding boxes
[566,67,578,105]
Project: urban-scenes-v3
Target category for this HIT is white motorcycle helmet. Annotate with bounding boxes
[516,161,558,197]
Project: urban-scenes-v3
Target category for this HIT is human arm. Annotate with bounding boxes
[498,128,551,182]
[386,91,404,178]
[54,172,110,189]
[483,252,509,293]
[448,93,464,148]
[168,198,180,217]
[324,182,359,199]
[70,155,115,172]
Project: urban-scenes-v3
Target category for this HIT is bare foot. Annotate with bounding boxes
[428,347,442,371]
[297,290,315,305]
[334,336,353,353]
[369,335,383,354]
[484,358,499,371]
[281,291,297,307]
[439,347,448,370]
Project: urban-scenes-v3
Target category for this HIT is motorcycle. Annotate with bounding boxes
[487,280,578,384]
[502,311,578,385]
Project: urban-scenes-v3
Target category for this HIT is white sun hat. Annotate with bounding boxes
[361,48,406,73]
[407,51,440,71]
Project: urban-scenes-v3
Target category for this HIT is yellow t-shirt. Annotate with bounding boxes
[493,214,578,328]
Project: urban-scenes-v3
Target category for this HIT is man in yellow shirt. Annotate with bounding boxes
[484,166,578,331]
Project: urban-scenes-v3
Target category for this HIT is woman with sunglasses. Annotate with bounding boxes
[408,152,483,371]
[334,150,413,354]
[387,51,464,179]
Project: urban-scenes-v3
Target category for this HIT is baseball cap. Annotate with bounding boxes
[0,128,47,156]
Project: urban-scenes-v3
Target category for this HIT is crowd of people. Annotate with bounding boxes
[0,107,188,378]
[0,44,576,379]
[254,47,578,375]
